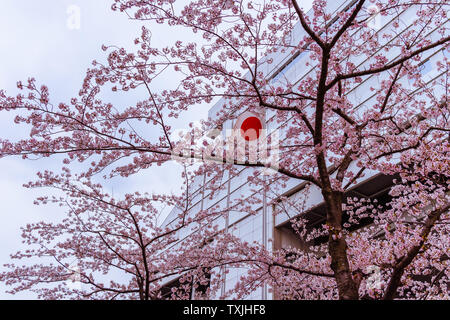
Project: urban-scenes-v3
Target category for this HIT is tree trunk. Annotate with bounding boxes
[323,189,359,300]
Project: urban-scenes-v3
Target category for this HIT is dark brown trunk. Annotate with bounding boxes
[323,189,359,300]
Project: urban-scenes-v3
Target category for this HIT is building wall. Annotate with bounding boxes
[160,0,448,299]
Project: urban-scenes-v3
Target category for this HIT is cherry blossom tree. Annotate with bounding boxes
[0,168,225,300]
[0,0,449,299]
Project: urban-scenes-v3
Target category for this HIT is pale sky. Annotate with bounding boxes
[0,0,189,299]
[0,0,313,299]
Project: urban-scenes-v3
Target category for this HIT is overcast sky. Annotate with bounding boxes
[0,0,313,299]
[0,0,189,299]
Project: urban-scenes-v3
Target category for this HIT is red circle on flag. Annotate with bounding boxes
[240,116,262,141]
